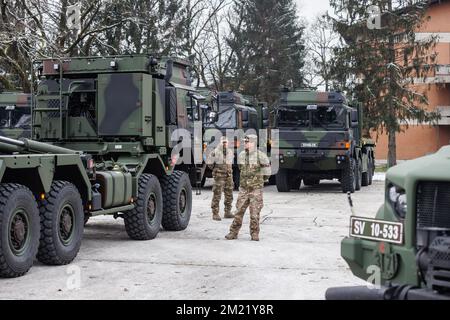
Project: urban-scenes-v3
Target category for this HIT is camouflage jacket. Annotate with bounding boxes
[238,150,271,190]
[207,146,234,178]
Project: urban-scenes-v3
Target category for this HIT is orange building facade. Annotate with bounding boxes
[374,0,450,160]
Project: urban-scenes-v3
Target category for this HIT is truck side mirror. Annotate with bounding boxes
[241,110,250,128]
[351,110,359,128]
[242,110,249,122]
[262,107,269,121]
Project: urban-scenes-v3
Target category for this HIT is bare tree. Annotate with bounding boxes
[180,0,229,86]
[0,0,238,92]
[193,1,242,90]
[305,15,340,91]
[0,0,136,91]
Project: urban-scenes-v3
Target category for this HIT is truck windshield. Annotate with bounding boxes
[0,107,31,130]
[205,107,237,129]
[312,106,346,129]
[277,106,346,130]
[277,106,309,128]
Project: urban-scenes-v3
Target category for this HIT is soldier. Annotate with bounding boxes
[207,136,235,221]
[225,134,271,241]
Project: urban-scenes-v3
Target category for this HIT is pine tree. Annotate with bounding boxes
[329,0,439,167]
[227,0,306,104]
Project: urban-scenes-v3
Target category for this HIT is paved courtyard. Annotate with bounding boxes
[0,179,385,300]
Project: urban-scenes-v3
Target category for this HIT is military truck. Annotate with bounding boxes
[203,91,270,189]
[0,92,32,139]
[273,89,375,193]
[327,146,450,300]
[0,55,207,278]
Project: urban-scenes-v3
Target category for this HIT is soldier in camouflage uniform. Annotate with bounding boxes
[207,137,235,221]
[226,134,271,241]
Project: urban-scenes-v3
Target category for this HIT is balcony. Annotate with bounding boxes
[437,106,450,125]
[435,65,450,84]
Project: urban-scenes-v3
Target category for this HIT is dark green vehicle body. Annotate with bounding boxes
[273,90,375,193]
[327,146,450,300]
[0,55,206,278]
[0,92,32,139]
[203,91,270,189]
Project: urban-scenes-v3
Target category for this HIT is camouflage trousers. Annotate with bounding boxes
[211,176,234,215]
[229,188,264,236]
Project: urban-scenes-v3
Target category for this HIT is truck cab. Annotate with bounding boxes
[327,146,450,300]
[273,89,375,193]
[0,92,32,140]
[203,91,269,189]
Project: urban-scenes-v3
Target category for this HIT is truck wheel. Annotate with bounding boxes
[304,179,320,187]
[160,171,192,231]
[341,158,356,194]
[200,175,207,188]
[267,175,277,186]
[355,159,362,191]
[368,159,375,185]
[38,181,84,266]
[0,184,40,278]
[276,169,290,192]
[291,178,301,190]
[361,159,370,187]
[124,174,163,241]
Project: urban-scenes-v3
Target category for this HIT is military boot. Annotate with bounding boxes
[251,233,260,242]
[225,232,238,240]
[213,213,222,221]
[224,211,235,219]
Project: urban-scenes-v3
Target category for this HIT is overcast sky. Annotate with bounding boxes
[296,0,331,22]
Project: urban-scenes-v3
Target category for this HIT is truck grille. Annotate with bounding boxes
[47,99,62,118]
[426,237,450,293]
[416,182,450,231]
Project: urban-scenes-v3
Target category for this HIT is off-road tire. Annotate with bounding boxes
[200,175,207,188]
[160,171,192,231]
[267,175,277,186]
[291,178,302,190]
[341,158,356,194]
[355,159,362,191]
[276,169,291,192]
[361,158,371,187]
[368,159,375,186]
[124,174,163,240]
[37,181,84,266]
[0,184,40,278]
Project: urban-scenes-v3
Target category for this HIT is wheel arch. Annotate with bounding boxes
[53,165,91,204]
[1,168,46,197]
[140,155,167,178]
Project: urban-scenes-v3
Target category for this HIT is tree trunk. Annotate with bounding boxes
[387,126,397,168]
[387,0,397,168]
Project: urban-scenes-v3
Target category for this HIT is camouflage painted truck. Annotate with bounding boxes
[273,90,375,193]
[0,55,206,278]
[0,92,32,139]
[327,146,450,300]
[203,91,270,189]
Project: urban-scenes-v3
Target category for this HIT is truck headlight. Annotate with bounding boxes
[388,185,407,219]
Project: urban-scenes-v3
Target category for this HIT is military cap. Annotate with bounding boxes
[244,134,258,141]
